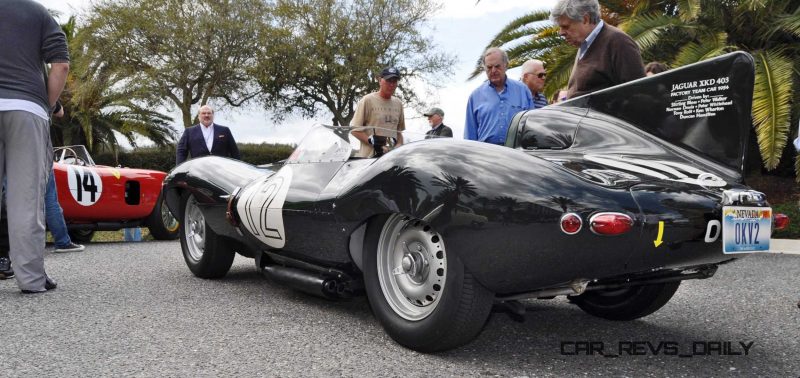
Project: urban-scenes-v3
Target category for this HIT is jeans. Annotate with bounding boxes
[45,170,71,248]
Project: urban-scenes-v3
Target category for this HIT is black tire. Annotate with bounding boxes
[179,192,235,278]
[146,194,180,240]
[68,229,95,243]
[363,214,494,352]
[571,281,681,321]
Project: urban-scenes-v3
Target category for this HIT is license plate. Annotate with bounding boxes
[722,206,771,254]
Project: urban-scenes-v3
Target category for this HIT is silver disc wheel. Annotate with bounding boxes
[183,196,206,261]
[376,214,447,321]
[161,198,180,233]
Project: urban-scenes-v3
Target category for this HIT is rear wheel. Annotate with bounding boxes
[147,195,180,240]
[68,229,95,243]
[363,214,493,352]
[180,193,235,278]
[571,281,681,321]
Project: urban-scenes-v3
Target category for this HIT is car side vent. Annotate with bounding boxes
[125,181,141,205]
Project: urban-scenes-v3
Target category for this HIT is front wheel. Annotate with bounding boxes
[363,214,494,352]
[571,281,681,321]
[179,193,235,278]
[147,194,180,240]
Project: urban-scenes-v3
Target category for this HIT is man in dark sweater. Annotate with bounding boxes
[551,0,645,99]
[0,0,69,293]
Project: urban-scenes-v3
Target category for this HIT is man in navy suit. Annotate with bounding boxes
[176,105,241,165]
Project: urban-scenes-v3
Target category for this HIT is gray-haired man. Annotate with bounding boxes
[552,0,644,99]
[520,59,548,109]
[465,47,533,145]
[423,107,452,139]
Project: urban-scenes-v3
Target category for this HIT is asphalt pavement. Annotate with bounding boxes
[1,240,798,376]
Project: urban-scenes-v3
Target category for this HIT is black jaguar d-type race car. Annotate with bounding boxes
[163,52,788,352]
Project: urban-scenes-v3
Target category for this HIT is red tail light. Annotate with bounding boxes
[589,212,633,235]
[774,213,789,230]
[560,213,582,235]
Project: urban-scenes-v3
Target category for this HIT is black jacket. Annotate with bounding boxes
[425,123,453,139]
[176,124,241,165]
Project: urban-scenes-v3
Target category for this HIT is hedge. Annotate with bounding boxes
[93,143,295,172]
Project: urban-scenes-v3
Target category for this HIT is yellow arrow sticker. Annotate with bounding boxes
[654,221,664,247]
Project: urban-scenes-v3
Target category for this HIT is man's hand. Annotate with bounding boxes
[52,101,64,118]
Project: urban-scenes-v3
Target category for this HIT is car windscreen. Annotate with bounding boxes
[287,125,439,163]
[515,109,582,150]
[54,145,96,166]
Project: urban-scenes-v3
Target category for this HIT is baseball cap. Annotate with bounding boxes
[380,67,401,80]
[423,107,444,117]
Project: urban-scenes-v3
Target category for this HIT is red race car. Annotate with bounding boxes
[53,145,179,242]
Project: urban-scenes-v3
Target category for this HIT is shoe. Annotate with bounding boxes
[21,276,57,294]
[54,242,85,253]
[0,256,13,280]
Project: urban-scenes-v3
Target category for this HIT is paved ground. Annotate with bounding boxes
[0,240,798,376]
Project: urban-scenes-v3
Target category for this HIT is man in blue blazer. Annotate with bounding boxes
[176,105,241,165]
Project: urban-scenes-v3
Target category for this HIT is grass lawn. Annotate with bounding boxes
[49,228,158,244]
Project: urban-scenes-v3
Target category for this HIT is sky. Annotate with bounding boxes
[36,0,557,147]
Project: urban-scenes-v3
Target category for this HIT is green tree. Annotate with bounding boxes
[78,0,270,128]
[477,1,800,179]
[52,16,175,157]
[255,0,456,126]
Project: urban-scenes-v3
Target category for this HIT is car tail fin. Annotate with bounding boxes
[561,51,755,181]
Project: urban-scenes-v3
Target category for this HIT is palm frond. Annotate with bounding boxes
[676,0,701,22]
[774,8,800,39]
[736,0,768,12]
[491,25,557,49]
[494,10,552,36]
[505,33,563,67]
[620,12,679,52]
[541,44,577,99]
[752,49,794,170]
[795,154,800,183]
[467,10,553,79]
[672,32,732,66]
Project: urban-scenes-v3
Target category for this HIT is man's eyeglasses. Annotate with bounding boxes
[524,72,547,79]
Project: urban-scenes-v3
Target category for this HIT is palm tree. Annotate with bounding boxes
[476,1,800,179]
[621,0,799,177]
[52,17,175,158]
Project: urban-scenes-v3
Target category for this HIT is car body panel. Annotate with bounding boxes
[56,163,165,222]
[164,51,769,296]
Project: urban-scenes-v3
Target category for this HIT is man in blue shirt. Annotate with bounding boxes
[465,47,533,145]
